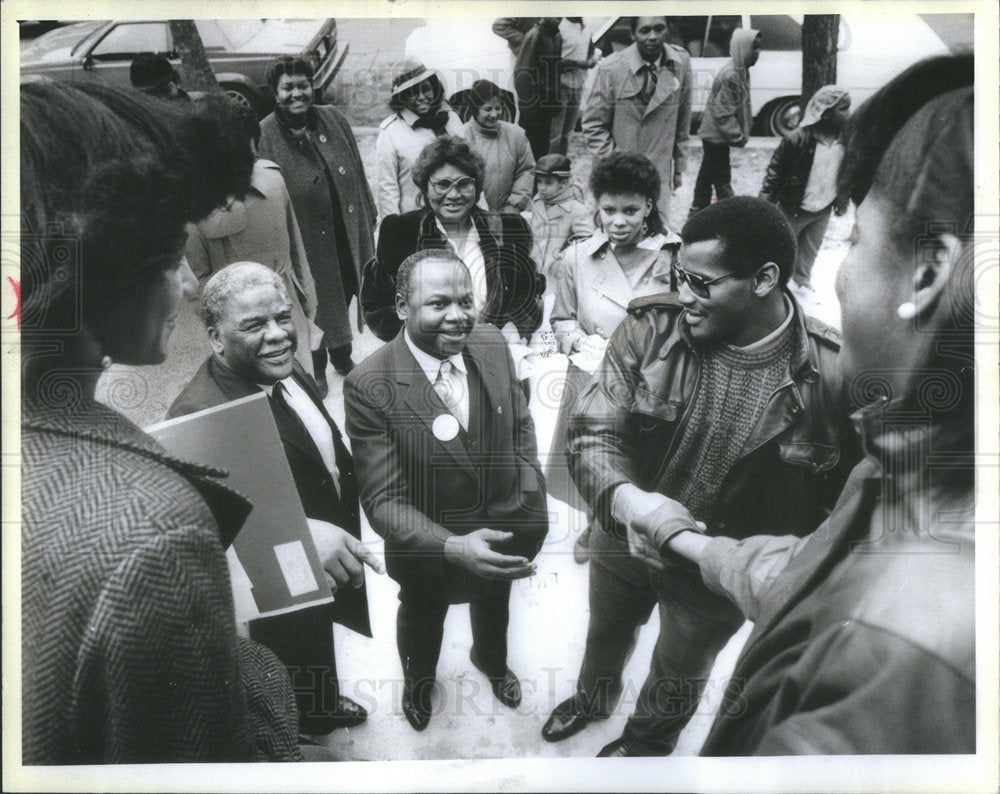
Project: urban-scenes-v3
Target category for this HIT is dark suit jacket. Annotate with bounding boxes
[344,323,549,602]
[361,207,545,342]
[168,357,371,637]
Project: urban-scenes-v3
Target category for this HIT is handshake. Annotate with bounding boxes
[611,483,710,571]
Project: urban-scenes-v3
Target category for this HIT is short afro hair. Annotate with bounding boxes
[681,196,796,286]
[395,248,470,304]
[266,56,314,93]
[412,136,485,199]
[201,261,289,329]
[589,151,665,236]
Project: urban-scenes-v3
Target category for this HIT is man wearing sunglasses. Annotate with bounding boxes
[542,196,855,756]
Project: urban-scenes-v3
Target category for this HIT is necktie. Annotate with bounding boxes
[272,381,341,497]
[433,360,468,431]
[640,62,659,107]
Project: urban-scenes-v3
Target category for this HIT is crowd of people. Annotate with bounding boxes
[18,11,979,771]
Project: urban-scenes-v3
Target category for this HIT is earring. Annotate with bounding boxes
[896,302,917,320]
[640,220,649,238]
[100,355,113,370]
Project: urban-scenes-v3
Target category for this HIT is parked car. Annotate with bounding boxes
[19,18,348,116]
[589,13,957,135]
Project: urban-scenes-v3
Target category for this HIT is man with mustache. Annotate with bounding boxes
[169,261,382,737]
[542,196,855,756]
[345,249,549,731]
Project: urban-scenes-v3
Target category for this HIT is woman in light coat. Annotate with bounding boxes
[549,152,679,560]
[186,100,318,376]
[374,59,465,220]
[462,79,535,213]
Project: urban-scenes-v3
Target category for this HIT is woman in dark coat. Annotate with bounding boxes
[20,82,305,764]
[259,56,376,390]
[361,135,544,348]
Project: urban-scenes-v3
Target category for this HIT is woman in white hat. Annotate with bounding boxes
[374,59,465,221]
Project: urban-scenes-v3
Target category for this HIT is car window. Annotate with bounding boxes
[750,16,801,51]
[194,19,264,50]
[91,22,169,59]
[672,16,708,54]
[706,16,742,57]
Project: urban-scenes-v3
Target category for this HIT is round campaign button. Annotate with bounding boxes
[318,134,328,143]
[432,413,460,442]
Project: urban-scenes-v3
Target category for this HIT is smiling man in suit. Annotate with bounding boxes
[344,249,549,731]
[168,261,383,736]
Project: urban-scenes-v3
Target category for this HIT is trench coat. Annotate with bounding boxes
[259,105,376,349]
[581,42,692,220]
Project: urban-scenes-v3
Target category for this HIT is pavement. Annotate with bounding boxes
[95,129,852,762]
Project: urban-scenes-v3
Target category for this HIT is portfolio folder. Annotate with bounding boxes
[147,392,333,620]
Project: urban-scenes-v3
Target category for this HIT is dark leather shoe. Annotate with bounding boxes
[470,648,521,708]
[541,694,602,742]
[299,695,367,734]
[332,358,355,376]
[597,737,638,757]
[402,680,432,731]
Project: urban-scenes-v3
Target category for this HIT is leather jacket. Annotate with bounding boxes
[760,128,849,216]
[567,291,857,542]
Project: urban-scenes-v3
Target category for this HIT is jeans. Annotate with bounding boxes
[548,84,583,156]
[783,205,833,288]
[577,529,744,755]
[691,140,734,211]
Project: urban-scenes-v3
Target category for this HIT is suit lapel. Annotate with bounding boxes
[643,52,681,119]
[392,335,477,480]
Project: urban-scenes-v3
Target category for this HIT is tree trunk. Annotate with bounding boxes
[801,15,839,111]
[169,20,220,93]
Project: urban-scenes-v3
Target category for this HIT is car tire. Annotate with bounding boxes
[763,97,802,137]
[221,83,263,118]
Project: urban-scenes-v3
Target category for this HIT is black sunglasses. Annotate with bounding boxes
[672,264,746,299]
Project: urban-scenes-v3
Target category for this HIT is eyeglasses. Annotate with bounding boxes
[428,177,477,195]
[672,264,745,299]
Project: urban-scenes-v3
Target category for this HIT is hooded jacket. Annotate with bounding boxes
[697,28,760,146]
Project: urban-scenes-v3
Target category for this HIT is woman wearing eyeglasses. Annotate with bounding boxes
[546,153,679,559]
[361,135,544,347]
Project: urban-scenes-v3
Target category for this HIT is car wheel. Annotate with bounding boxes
[764,97,802,137]
[222,83,262,117]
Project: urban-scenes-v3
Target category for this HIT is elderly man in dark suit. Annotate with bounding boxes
[169,261,383,736]
[345,249,549,731]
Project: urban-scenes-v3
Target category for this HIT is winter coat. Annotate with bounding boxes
[581,42,692,219]
[463,118,536,213]
[21,397,301,763]
[550,230,676,353]
[568,291,856,543]
[697,28,759,146]
[184,159,319,375]
[760,129,849,217]
[361,207,545,342]
[374,107,466,219]
[698,409,974,754]
[527,182,595,277]
[513,21,563,122]
[258,105,376,348]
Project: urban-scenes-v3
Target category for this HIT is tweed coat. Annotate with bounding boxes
[185,159,319,375]
[21,396,300,763]
[259,105,376,348]
[581,42,692,219]
[344,323,549,602]
[168,357,371,637]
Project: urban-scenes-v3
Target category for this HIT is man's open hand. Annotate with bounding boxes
[444,529,536,581]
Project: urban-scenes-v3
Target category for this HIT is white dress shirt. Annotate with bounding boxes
[404,329,470,429]
[260,377,340,496]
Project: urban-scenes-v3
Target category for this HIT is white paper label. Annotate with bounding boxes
[273,540,320,597]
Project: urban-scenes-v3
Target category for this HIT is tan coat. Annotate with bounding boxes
[581,42,692,219]
[551,230,677,353]
[185,160,318,376]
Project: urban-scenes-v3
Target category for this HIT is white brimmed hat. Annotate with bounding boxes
[390,58,442,99]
